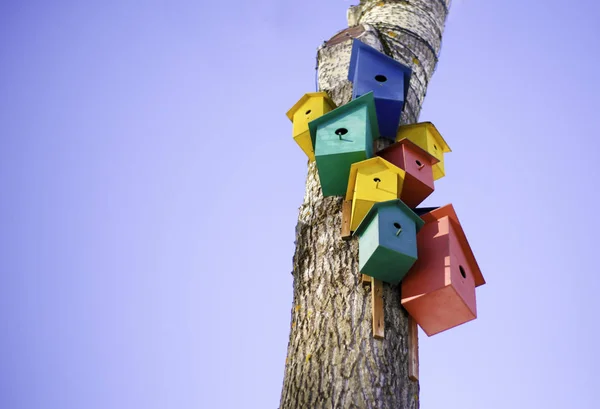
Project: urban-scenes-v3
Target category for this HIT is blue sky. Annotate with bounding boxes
[1,1,599,408]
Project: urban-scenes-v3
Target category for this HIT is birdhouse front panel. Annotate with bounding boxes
[354,199,424,284]
[401,205,485,336]
[396,122,451,180]
[377,139,439,208]
[308,93,379,197]
[346,157,406,231]
[286,92,336,162]
[348,39,412,140]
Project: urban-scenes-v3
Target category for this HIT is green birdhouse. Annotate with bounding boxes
[308,92,379,197]
[353,199,425,284]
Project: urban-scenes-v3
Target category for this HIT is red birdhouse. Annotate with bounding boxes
[377,138,439,208]
[401,204,485,336]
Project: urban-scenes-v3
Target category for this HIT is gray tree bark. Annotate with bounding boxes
[280,2,451,408]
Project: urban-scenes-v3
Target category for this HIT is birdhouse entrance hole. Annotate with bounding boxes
[393,222,402,236]
[415,160,422,167]
[305,109,311,115]
[335,128,348,136]
[375,74,388,83]
[373,177,381,183]
[459,265,467,279]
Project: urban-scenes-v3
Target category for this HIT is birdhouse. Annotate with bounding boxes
[401,204,485,336]
[308,92,379,197]
[348,39,412,140]
[345,157,406,231]
[353,199,425,284]
[377,138,439,208]
[286,92,337,162]
[396,122,451,180]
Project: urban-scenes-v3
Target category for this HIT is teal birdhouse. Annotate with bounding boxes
[308,92,379,197]
[353,199,425,284]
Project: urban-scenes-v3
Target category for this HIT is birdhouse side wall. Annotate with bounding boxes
[425,128,444,162]
[357,213,381,272]
[423,128,446,180]
[400,178,434,208]
[401,220,449,298]
[448,222,478,317]
[316,151,368,197]
[404,285,476,337]
[293,131,315,162]
[292,100,312,138]
[374,98,403,139]
[351,198,379,232]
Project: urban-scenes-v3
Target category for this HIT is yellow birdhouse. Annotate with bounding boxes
[286,92,337,161]
[396,122,451,180]
[346,157,406,231]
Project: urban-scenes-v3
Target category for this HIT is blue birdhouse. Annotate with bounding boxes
[308,92,379,197]
[348,39,412,140]
[353,199,424,284]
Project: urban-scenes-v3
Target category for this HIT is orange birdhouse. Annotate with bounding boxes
[401,204,485,336]
[377,138,439,208]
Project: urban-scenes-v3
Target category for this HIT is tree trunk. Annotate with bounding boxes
[280,1,451,408]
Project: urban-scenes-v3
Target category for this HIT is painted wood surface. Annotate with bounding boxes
[396,122,451,180]
[354,199,424,284]
[286,92,337,162]
[308,92,378,196]
[377,138,439,208]
[348,39,412,139]
[346,157,406,231]
[401,204,485,336]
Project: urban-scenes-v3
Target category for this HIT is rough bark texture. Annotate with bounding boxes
[280,2,450,408]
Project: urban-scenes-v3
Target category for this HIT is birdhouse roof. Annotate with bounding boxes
[285,92,337,121]
[308,92,379,148]
[377,138,440,165]
[345,157,406,201]
[353,199,425,238]
[397,122,452,153]
[421,204,485,287]
[348,39,413,104]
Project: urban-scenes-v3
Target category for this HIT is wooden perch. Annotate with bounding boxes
[371,278,384,339]
[408,316,419,381]
[341,200,352,241]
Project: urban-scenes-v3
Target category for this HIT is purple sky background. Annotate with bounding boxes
[1,1,599,408]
